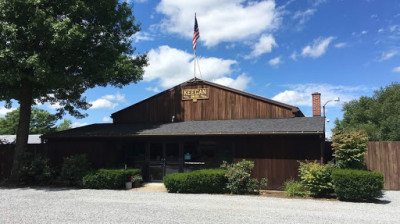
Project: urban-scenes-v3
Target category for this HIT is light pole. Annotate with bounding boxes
[323,97,340,136]
[320,97,340,165]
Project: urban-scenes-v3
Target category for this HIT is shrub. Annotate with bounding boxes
[221,160,267,194]
[163,169,227,193]
[332,130,368,169]
[299,161,334,197]
[82,169,141,189]
[19,153,53,184]
[59,154,90,187]
[331,169,384,201]
[284,179,310,197]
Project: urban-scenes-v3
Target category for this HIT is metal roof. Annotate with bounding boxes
[42,117,324,139]
[0,135,42,144]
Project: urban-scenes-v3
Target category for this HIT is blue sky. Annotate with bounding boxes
[1,0,400,138]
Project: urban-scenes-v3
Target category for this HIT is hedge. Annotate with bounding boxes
[331,169,384,201]
[163,169,227,193]
[82,169,141,189]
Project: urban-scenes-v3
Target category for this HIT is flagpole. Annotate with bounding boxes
[193,50,196,78]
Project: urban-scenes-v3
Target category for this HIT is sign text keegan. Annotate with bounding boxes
[182,88,209,102]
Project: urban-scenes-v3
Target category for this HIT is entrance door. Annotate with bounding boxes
[148,143,181,181]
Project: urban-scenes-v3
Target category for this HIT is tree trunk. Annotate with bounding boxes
[9,80,33,182]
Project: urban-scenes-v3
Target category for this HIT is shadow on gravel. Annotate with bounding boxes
[0,186,78,192]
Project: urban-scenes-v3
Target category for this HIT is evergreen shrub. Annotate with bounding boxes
[59,154,90,187]
[163,169,227,193]
[331,169,384,201]
[82,169,141,189]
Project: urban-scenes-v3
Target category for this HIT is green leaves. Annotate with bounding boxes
[0,0,147,118]
[332,130,368,169]
[298,161,334,197]
[334,83,400,141]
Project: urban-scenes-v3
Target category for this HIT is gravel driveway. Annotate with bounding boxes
[0,188,399,224]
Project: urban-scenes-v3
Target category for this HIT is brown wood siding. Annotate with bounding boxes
[113,84,295,123]
[366,141,400,190]
[233,135,322,189]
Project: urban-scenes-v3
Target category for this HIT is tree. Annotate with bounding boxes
[331,130,368,169]
[56,119,72,132]
[0,1,148,181]
[333,83,400,141]
[0,107,58,134]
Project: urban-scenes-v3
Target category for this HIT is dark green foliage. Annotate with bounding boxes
[0,107,58,134]
[331,169,384,201]
[82,169,141,189]
[332,131,368,169]
[221,160,267,194]
[334,83,400,141]
[299,161,334,197]
[59,154,90,187]
[163,169,227,193]
[18,153,53,184]
[284,179,310,197]
[0,0,148,181]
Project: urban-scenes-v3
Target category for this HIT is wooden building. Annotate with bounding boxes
[43,78,325,189]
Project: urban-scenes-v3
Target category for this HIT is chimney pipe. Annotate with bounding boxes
[312,92,321,117]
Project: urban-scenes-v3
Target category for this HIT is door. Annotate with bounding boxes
[148,143,181,181]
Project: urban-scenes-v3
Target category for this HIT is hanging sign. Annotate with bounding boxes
[182,88,209,102]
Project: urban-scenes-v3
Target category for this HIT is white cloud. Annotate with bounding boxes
[102,93,126,102]
[392,66,400,72]
[102,116,112,122]
[155,0,280,47]
[301,36,335,58]
[377,51,398,61]
[213,74,252,91]
[145,87,161,93]
[245,34,277,59]
[272,83,371,107]
[292,8,316,26]
[334,42,347,48]
[361,30,368,35]
[90,99,118,109]
[290,51,297,61]
[71,122,88,128]
[143,45,247,89]
[131,32,154,43]
[378,28,384,33]
[89,93,125,109]
[0,107,16,116]
[268,56,282,66]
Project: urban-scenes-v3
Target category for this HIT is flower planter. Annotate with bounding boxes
[125,181,132,189]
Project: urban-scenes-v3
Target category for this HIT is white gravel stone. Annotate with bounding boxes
[0,188,398,224]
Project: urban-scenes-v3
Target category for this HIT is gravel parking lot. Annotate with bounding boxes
[0,188,399,224]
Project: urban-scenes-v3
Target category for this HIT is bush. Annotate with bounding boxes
[221,160,267,194]
[331,169,384,201]
[59,154,90,187]
[82,169,141,189]
[19,153,53,184]
[284,179,309,197]
[299,161,334,197]
[163,169,227,193]
[332,130,368,169]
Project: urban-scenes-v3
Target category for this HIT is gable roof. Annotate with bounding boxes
[42,117,323,139]
[112,78,304,118]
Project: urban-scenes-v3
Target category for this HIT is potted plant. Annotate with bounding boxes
[125,176,133,189]
[131,175,143,188]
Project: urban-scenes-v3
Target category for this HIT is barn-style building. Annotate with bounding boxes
[42,78,325,189]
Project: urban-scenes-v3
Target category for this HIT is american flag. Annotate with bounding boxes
[193,14,200,51]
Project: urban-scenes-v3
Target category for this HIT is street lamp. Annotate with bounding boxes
[323,97,340,134]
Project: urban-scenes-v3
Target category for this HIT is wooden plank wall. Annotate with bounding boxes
[113,84,295,123]
[233,135,322,189]
[366,142,400,190]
